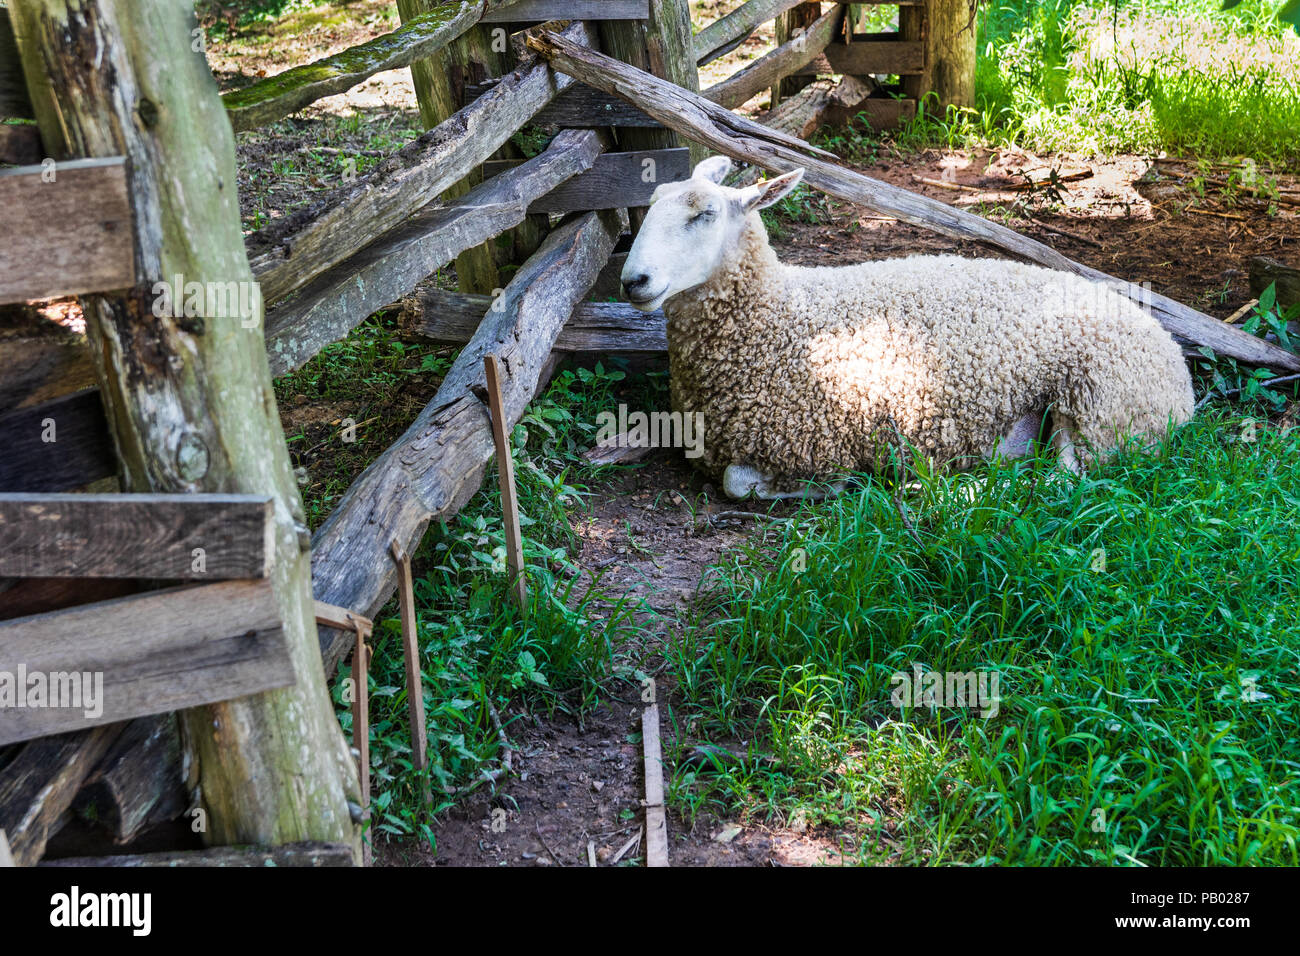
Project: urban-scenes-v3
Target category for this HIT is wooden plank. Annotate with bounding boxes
[526,30,1300,373]
[483,355,527,610]
[641,704,667,867]
[0,311,96,411]
[0,389,116,493]
[693,0,809,65]
[794,36,926,77]
[0,493,274,580]
[0,9,33,120]
[0,123,42,165]
[401,288,668,351]
[223,2,484,133]
[0,579,295,746]
[311,210,621,674]
[389,542,429,799]
[703,4,842,110]
[0,157,135,303]
[0,829,12,866]
[465,81,660,127]
[483,147,689,212]
[245,20,598,306]
[482,0,649,21]
[40,842,356,867]
[264,127,605,377]
[0,726,121,866]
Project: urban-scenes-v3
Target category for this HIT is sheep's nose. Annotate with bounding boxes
[622,272,651,295]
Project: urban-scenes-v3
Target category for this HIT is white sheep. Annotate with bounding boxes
[619,157,1195,499]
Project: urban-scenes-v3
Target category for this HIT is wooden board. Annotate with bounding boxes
[693,0,810,65]
[0,123,42,165]
[482,148,689,213]
[0,389,116,493]
[0,579,295,746]
[465,81,659,127]
[482,0,649,21]
[794,36,926,77]
[0,493,274,580]
[641,704,668,867]
[41,842,356,867]
[0,157,135,303]
[0,10,33,120]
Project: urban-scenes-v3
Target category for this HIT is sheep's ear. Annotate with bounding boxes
[693,155,733,184]
[740,168,805,211]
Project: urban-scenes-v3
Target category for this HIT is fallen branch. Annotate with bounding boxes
[525,30,1300,373]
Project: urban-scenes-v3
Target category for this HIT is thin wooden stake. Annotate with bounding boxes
[390,540,430,805]
[641,704,668,867]
[483,354,528,611]
[351,618,372,866]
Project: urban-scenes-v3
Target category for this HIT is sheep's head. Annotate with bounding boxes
[620,157,803,312]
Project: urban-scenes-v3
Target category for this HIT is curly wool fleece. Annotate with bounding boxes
[664,215,1195,485]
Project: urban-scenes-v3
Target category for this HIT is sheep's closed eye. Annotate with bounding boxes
[689,209,717,225]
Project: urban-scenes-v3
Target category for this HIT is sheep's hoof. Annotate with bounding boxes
[723,464,767,500]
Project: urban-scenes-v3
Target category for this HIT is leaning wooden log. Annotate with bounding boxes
[693,0,810,65]
[41,841,355,867]
[703,3,841,111]
[0,725,121,866]
[246,19,597,305]
[401,288,668,352]
[265,128,604,376]
[526,30,1300,374]
[67,714,187,847]
[311,209,621,673]
[1250,256,1300,310]
[223,1,483,133]
[12,0,362,853]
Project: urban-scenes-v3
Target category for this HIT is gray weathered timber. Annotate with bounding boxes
[526,31,1300,373]
[246,19,597,305]
[265,128,604,376]
[41,842,355,867]
[0,157,135,303]
[0,725,120,866]
[482,0,649,20]
[482,147,689,212]
[223,2,483,133]
[0,389,115,493]
[312,210,621,672]
[0,10,32,119]
[0,493,273,579]
[0,122,42,164]
[693,0,809,65]
[402,288,668,351]
[772,1,822,106]
[464,80,659,127]
[0,579,295,747]
[12,0,362,853]
[792,35,926,77]
[704,4,841,110]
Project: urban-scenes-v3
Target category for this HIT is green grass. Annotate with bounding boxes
[665,414,1300,864]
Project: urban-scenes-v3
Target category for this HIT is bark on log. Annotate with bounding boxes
[401,287,668,351]
[704,4,840,111]
[904,0,976,112]
[223,1,484,133]
[266,128,604,376]
[694,0,810,65]
[525,31,1300,373]
[312,209,622,673]
[11,0,362,853]
[0,726,120,865]
[247,19,595,304]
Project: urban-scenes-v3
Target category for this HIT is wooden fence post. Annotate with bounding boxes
[903,0,976,113]
[9,0,362,857]
[773,1,821,106]
[396,0,546,294]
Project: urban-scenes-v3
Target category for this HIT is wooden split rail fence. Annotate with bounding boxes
[0,0,1296,870]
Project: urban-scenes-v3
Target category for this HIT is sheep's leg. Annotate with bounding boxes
[722,464,845,501]
[1051,412,1083,475]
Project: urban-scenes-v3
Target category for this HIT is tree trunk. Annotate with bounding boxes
[10,0,361,857]
[903,0,976,113]
[396,0,545,293]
